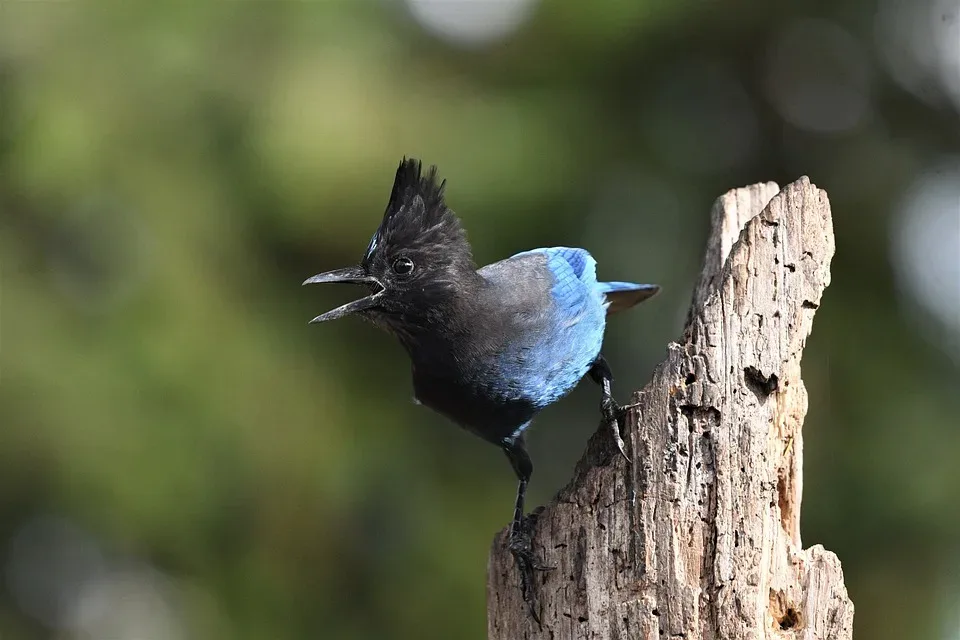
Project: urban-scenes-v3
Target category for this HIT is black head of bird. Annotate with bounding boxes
[304,160,477,344]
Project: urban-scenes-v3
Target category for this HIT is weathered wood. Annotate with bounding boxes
[487,178,853,639]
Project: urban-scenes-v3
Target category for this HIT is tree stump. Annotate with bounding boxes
[487,178,854,639]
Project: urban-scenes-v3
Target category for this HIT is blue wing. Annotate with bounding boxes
[505,247,659,316]
[537,247,599,319]
[476,247,604,408]
[474,247,657,415]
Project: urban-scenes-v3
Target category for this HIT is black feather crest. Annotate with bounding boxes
[387,157,447,220]
[365,157,472,267]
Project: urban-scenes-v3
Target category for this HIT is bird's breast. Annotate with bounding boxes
[411,363,538,444]
[403,277,608,442]
[409,330,602,443]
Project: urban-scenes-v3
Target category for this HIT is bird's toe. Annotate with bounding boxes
[507,527,552,625]
[610,425,629,461]
[508,526,554,573]
[601,397,631,461]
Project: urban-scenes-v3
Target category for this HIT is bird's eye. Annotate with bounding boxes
[392,256,415,276]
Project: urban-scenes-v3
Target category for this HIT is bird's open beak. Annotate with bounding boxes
[302,266,384,324]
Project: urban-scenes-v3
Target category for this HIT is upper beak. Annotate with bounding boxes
[302,266,383,324]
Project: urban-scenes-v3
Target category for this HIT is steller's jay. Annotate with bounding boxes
[303,158,659,611]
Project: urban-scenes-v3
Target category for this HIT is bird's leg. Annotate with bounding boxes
[502,436,552,622]
[589,354,630,460]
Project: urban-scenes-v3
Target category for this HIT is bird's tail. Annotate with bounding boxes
[599,282,660,315]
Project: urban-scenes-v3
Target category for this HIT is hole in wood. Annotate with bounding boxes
[769,588,803,632]
[779,608,800,630]
[744,366,779,398]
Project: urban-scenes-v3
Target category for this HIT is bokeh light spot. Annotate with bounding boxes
[404,0,538,48]
[765,19,871,133]
[892,158,960,352]
[875,0,960,110]
[5,515,106,629]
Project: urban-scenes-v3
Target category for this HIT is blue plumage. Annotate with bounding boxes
[303,159,660,610]
[482,247,605,410]
[479,247,657,418]
[599,280,650,292]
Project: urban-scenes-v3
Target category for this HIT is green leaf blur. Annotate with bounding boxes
[0,1,958,639]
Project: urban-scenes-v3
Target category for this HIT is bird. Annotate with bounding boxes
[303,158,659,613]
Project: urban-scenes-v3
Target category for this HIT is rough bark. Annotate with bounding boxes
[487,178,853,639]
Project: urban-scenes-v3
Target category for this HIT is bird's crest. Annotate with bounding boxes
[363,158,472,268]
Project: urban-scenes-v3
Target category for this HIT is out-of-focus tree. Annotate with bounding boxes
[0,1,957,639]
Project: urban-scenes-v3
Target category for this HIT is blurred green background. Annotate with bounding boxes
[1,1,958,639]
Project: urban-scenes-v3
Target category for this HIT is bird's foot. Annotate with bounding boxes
[508,517,553,623]
[601,395,630,461]
[509,528,553,572]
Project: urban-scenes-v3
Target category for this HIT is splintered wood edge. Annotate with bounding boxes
[689,181,781,315]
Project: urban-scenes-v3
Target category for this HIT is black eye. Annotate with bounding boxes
[392,256,415,276]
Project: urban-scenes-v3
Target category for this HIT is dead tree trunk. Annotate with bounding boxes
[487,178,854,639]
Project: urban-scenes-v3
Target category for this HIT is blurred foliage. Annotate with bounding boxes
[1,1,958,639]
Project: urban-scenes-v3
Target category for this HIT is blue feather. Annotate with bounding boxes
[514,246,600,315]
[487,247,607,415]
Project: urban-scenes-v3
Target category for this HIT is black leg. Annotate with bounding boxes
[589,354,630,460]
[504,438,532,539]
[502,435,551,622]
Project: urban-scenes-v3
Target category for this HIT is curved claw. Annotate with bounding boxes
[602,396,631,461]
[610,420,629,461]
[616,401,641,418]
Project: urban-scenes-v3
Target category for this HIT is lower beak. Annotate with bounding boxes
[302,266,383,324]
